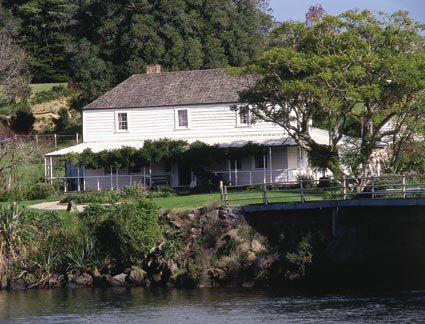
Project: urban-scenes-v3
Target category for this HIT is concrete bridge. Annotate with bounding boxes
[224,175,425,289]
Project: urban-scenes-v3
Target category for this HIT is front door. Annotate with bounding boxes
[178,162,191,186]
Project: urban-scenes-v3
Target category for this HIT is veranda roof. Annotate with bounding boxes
[45,128,332,157]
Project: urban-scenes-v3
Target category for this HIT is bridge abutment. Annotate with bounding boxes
[243,199,425,289]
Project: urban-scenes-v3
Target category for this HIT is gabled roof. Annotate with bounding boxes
[84,68,253,110]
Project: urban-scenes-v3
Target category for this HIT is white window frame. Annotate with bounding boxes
[174,108,190,129]
[115,111,129,132]
[236,109,251,127]
[253,154,269,170]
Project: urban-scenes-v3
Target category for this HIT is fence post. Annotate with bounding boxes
[233,160,238,186]
[77,168,81,192]
[110,167,113,190]
[220,181,224,202]
[54,134,57,148]
[263,183,268,205]
[116,169,119,189]
[343,176,347,200]
[300,179,305,203]
[223,185,228,206]
[402,174,406,199]
[371,176,375,199]
[76,133,79,144]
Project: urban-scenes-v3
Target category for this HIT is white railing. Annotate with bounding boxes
[220,174,425,206]
[212,168,322,186]
[48,168,322,192]
[50,174,171,192]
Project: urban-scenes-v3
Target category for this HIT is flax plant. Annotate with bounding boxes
[0,203,32,281]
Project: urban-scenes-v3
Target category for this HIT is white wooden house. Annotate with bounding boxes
[45,66,331,191]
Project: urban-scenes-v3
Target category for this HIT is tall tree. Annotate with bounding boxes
[237,10,425,178]
[70,38,114,107]
[0,30,30,102]
[0,0,21,36]
[72,0,272,101]
[3,0,78,82]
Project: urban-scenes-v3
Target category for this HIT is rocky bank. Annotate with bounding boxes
[2,205,288,290]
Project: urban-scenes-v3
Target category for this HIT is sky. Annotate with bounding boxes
[268,0,425,24]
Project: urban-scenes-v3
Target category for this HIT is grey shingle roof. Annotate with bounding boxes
[83,68,252,110]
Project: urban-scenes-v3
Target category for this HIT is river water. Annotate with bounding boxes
[1,288,425,324]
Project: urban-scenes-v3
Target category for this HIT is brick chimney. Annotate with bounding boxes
[146,64,162,74]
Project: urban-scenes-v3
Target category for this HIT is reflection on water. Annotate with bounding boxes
[1,288,425,324]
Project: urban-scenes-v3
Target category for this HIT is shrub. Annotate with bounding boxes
[237,225,256,241]
[53,107,71,132]
[0,203,29,278]
[285,236,313,280]
[146,187,176,198]
[11,107,35,134]
[91,199,161,270]
[78,203,109,226]
[219,237,238,257]
[297,174,315,188]
[163,228,184,258]
[121,184,149,199]
[0,187,26,202]
[31,86,77,105]
[25,183,56,200]
[60,190,121,204]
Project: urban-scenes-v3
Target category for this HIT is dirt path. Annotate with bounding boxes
[28,201,86,212]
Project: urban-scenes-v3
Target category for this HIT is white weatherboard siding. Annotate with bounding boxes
[82,104,285,143]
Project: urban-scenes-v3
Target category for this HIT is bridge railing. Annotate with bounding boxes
[220,174,425,206]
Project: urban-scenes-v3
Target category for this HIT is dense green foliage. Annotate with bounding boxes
[32,85,77,105]
[81,199,161,267]
[2,0,78,82]
[70,139,263,169]
[0,183,56,202]
[10,106,35,134]
[2,0,271,95]
[60,186,149,204]
[0,198,161,282]
[237,10,425,177]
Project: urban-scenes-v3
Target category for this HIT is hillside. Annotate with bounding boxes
[29,83,80,133]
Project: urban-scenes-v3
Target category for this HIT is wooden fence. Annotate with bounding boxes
[0,133,80,148]
[220,174,425,206]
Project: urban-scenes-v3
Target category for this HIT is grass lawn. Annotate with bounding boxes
[0,188,326,213]
[30,83,67,95]
[152,189,323,210]
[152,192,221,210]
[224,189,324,205]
